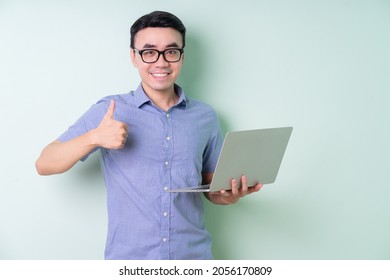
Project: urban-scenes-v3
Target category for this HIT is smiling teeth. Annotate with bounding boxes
[152,73,168,77]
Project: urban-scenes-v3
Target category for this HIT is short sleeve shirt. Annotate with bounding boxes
[58,84,223,259]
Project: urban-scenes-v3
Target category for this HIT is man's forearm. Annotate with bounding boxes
[35,130,99,175]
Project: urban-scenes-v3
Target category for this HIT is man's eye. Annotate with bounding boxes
[143,50,156,56]
[166,49,178,55]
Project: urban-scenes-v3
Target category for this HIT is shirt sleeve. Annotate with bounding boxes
[202,110,223,173]
[57,98,110,161]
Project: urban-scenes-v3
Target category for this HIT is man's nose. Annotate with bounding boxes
[154,52,170,66]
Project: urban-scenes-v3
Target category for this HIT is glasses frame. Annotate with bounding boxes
[133,48,184,64]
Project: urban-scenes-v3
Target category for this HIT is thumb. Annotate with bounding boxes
[104,100,115,120]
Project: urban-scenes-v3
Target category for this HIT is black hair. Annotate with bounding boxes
[130,11,186,49]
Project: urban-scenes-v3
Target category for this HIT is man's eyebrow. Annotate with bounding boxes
[142,43,156,48]
[166,42,180,48]
[142,42,180,49]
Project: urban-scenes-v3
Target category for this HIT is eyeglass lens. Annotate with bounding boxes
[141,49,182,63]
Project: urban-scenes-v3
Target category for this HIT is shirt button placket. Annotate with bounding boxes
[161,110,173,259]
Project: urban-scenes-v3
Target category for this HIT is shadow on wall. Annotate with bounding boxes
[179,32,244,259]
[61,152,104,194]
[177,32,208,101]
[178,32,229,134]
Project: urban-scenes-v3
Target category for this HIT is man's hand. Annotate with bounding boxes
[35,99,129,175]
[205,175,263,205]
[93,100,128,149]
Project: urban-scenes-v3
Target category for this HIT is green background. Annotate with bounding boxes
[1,0,389,259]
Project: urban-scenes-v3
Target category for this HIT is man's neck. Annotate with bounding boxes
[142,84,179,112]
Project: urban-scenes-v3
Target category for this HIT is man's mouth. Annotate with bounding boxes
[151,73,170,77]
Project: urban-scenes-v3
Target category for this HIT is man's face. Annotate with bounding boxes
[131,27,184,95]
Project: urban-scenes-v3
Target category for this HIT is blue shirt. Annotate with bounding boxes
[58,84,223,259]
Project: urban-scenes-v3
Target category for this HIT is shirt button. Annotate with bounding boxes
[162,237,167,242]
[164,186,168,191]
[166,113,170,118]
[166,136,171,141]
[164,161,169,166]
[163,211,168,217]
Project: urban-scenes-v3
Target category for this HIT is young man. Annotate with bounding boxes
[35,11,262,260]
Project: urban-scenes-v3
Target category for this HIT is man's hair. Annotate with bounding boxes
[130,11,186,49]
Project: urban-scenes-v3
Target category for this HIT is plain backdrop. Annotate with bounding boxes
[1,0,389,259]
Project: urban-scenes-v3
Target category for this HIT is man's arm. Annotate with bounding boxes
[35,100,128,175]
[203,173,263,205]
[35,136,98,175]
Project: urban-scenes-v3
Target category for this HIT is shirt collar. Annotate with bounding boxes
[133,83,188,109]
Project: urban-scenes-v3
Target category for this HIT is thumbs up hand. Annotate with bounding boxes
[94,100,128,149]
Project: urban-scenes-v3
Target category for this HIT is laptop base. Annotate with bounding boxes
[166,184,211,193]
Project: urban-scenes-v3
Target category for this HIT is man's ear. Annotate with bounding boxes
[130,49,137,67]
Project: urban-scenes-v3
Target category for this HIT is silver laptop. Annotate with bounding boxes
[167,126,293,193]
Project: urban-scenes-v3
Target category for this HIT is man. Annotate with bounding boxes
[35,11,262,260]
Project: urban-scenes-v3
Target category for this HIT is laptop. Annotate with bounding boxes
[167,126,293,193]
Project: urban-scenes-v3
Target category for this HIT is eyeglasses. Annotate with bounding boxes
[133,48,184,63]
